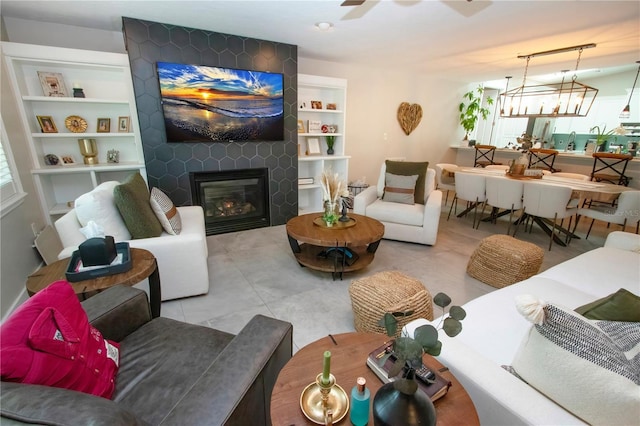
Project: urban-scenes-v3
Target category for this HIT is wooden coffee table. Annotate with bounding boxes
[26,248,161,318]
[286,213,384,279]
[270,332,479,425]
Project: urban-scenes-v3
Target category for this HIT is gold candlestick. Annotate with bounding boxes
[300,373,349,425]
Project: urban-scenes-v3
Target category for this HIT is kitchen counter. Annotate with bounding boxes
[451,146,640,189]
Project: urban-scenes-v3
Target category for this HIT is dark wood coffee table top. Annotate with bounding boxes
[286,213,384,275]
[271,332,479,425]
[26,247,161,317]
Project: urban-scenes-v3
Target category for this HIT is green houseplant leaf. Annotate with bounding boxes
[459,86,493,140]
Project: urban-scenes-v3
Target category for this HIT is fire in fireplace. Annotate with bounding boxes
[190,168,270,235]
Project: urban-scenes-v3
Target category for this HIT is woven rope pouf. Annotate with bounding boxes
[467,234,544,289]
[349,271,433,336]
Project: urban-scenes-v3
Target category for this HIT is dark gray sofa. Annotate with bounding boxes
[1,285,293,426]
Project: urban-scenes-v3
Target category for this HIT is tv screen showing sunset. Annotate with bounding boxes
[156,62,284,142]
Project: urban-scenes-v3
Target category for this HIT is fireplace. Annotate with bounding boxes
[190,168,270,235]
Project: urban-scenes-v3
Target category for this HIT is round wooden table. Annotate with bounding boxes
[26,247,161,318]
[286,213,384,279]
[270,332,479,425]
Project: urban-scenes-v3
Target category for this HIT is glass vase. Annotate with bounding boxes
[323,200,338,226]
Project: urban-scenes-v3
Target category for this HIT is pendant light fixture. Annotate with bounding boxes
[619,61,640,119]
[500,44,598,118]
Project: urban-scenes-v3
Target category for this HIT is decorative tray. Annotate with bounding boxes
[313,216,357,229]
[299,381,349,424]
[65,242,132,282]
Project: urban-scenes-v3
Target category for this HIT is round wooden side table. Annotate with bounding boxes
[26,247,161,318]
[270,332,479,425]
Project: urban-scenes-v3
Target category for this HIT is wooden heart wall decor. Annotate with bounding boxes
[397,102,423,135]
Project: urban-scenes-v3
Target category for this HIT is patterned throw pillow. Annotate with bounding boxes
[382,173,418,205]
[512,297,640,425]
[150,187,182,235]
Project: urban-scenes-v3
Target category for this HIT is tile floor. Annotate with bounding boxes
[161,203,611,353]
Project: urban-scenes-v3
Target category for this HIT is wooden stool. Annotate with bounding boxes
[349,271,433,336]
[466,235,544,288]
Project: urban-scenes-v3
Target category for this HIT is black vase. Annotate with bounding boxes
[372,370,436,426]
[327,147,334,155]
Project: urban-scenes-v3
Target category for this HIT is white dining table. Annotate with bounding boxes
[448,166,640,246]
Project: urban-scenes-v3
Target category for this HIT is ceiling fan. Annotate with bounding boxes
[341,0,366,5]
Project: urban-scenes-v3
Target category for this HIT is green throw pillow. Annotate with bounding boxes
[113,173,163,239]
[575,288,640,322]
[385,160,429,204]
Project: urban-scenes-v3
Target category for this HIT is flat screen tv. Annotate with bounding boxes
[156,61,284,142]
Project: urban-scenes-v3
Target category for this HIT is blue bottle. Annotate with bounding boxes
[350,377,370,425]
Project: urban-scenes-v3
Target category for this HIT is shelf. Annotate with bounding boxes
[31,162,145,175]
[298,108,344,114]
[23,96,129,104]
[299,155,350,162]
[298,184,321,190]
[32,132,135,138]
[299,133,343,137]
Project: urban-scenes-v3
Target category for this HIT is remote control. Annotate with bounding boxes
[414,364,436,384]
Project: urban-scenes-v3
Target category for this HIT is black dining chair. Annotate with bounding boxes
[473,145,502,168]
[590,152,633,186]
[528,148,560,172]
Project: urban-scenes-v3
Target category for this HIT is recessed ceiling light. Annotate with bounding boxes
[315,22,333,32]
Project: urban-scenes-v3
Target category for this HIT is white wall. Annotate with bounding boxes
[0,45,47,320]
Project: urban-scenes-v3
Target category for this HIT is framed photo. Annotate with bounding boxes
[37,116,58,133]
[118,116,130,132]
[307,120,322,133]
[37,71,69,97]
[60,155,76,166]
[311,100,323,109]
[306,137,321,155]
[297,120,305,133]
[44,154,62,166]
[327,103,337,110]
[97,118,111,133]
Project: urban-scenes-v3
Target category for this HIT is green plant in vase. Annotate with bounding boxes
[589,125,626,151]
[372,293,466,425]
[320,170,347,226]
[325,135,336,155]
[459,86,493,141]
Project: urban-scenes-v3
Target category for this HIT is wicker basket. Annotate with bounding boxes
[349,271,433,336]
[467,235,544,288]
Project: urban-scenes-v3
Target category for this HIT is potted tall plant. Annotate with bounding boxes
[459,86,493,141]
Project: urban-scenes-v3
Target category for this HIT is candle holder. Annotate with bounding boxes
[299,373,349,425]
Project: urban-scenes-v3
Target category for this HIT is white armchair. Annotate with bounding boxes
[354,163,442,245]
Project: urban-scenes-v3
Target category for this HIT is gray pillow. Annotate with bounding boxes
[382,173,418,205]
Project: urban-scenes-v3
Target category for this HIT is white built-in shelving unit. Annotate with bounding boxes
[2,42,147,224]
[297,74,349,213]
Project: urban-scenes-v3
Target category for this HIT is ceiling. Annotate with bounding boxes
[2,0,639,84]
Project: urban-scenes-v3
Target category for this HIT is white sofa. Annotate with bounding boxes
[405,231,640,425]
[354,164,442,245]
[55,204,209,302]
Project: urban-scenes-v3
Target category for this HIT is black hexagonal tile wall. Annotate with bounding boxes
[123,17,298,228]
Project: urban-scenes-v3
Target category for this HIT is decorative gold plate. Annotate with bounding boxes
[300,382,349,425]
[65,115,88,133]
[313,216,357,229]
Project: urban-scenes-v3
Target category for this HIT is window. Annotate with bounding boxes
[1,115,26,217]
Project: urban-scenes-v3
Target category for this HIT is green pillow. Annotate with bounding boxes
[113,173,163,239]
[575,289,640,322]
[385,160,429,204]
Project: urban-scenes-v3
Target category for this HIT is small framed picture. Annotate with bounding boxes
[311,100,323,109]
[118,116,130,132]
[37,71,69,97]
[60,155,76,166]
[97,118,111,133]
[307,120,322,133]
[297,120,305,133]
[306,137,321,155]
[327,103,337,110]
[44,154,62,166]
[37,116,58,133]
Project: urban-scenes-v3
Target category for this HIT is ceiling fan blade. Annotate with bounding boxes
[341,0,366,6]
